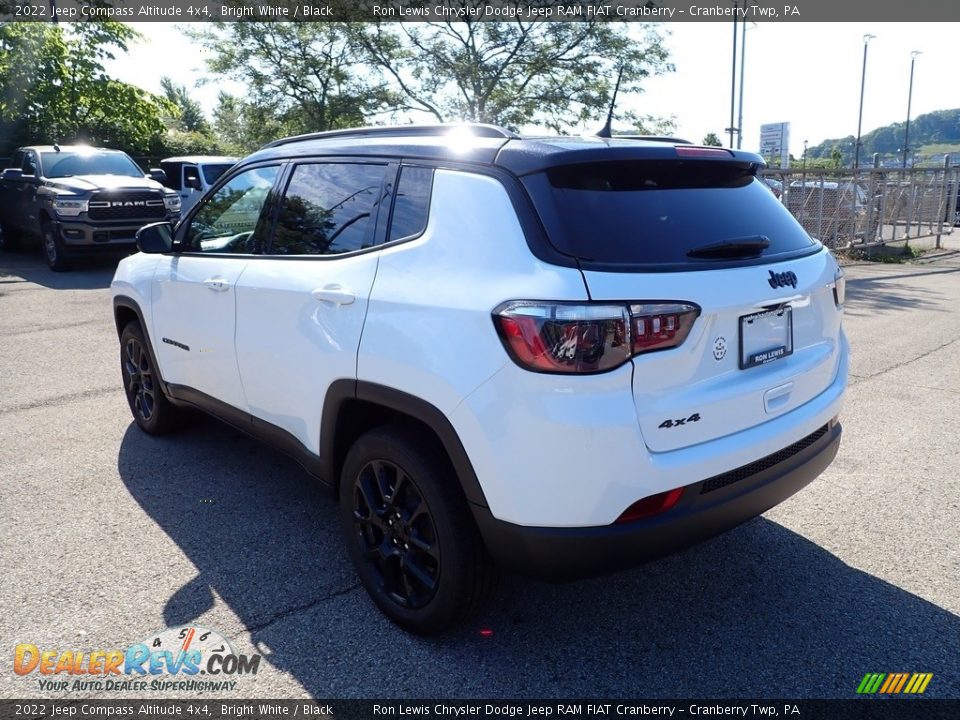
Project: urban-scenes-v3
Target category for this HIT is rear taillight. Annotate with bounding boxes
[493,301,699,374]
[630,303,700,354]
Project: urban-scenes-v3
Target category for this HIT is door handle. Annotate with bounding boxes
[203,278,230,292]
[311,285,355,305]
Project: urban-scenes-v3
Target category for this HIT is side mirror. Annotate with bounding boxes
[184,175,202,191]
[136,222,174,254]
[149,168,168,185]
[1,168,23,181]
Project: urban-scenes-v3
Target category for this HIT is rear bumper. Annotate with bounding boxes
[473,420,841,581]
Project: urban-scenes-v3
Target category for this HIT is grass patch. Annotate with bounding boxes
[845,244,925,263]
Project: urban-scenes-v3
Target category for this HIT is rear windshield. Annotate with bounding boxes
[524,160,817,268]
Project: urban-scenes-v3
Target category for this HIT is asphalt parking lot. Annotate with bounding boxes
[1,247,958,700]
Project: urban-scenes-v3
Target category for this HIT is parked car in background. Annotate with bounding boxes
[0,145,181,270]
[159,156,238,215]
[763,176,783,199]
[786,180,878,246]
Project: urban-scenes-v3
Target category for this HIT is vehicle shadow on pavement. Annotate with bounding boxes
[844,265,960,318]
[118,421,959,699]
[0,250,119,290]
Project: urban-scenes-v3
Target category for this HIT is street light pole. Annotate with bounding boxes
[736,10,757,150]
[902,50,922,168]
[854,33,875,170]
[728,3,738,148]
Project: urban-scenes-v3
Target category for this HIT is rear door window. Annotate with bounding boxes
[523,160,817,269]
[269,162,389,256]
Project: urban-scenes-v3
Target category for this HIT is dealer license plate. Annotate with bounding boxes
[739,306,793,369]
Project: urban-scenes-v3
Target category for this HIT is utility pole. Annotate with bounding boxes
[854,34,875,169]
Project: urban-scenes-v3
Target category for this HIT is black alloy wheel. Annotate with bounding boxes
[118,322,183,435]
[340,425,497,635]
[123,334,157,424]
[351,458,441,610]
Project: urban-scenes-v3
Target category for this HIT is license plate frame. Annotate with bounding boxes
[739,306,794,370]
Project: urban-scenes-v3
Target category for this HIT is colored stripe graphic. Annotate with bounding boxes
[857,672,933,694]
[857,673,886,694]
[880,673,909,693]
[904,673,934,694]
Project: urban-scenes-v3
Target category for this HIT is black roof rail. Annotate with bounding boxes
[611,135,693,144]
[262,123,520,149]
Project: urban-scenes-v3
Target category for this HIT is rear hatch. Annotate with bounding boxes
[522,152,843,453]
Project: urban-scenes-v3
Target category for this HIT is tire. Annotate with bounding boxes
[41,219,71,271]
[340,424,497,635]
[119,321,184,435]
[0,221,19,252]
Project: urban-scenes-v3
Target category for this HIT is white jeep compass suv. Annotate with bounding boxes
[111,125,848,634]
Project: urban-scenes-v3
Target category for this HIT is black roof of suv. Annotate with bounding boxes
[247,123,766,176]
[242,123,815,274]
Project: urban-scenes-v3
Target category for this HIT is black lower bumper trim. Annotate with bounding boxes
[472,422,842,581]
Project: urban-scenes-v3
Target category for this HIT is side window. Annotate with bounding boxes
[182,165,278,254]
[22,152,37,176]
[164,164,181,191]
[270,163,388,256]
[388,166,433,243]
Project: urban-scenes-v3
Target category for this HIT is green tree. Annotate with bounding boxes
[210,92,289,154]
[702,132,722,147]
[191,22,395,137]
[160,77,209,133]
[0,22,169,156]
[830,145,843,168]
[358,22,673,132]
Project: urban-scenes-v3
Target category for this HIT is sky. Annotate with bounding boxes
[105,22,960,159]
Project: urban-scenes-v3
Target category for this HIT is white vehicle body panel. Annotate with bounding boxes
[235,254,380,454]
[357,170,589,416]
[150,255,249,411]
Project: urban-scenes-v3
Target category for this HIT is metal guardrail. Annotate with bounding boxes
[761,160,960,250]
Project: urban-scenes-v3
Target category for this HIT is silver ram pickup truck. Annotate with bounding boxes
[0,145,181,271]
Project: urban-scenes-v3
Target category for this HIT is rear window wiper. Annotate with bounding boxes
[687,235,770,259]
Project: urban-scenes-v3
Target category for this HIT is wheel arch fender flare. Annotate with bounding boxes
[112,295,167,390]
[320,380,490,509]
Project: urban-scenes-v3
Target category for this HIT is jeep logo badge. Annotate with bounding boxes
[768,270,798,289]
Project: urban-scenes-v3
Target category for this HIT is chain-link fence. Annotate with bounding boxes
[761,163,960,250]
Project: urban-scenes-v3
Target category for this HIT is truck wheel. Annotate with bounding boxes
[340,425,497,635]
[120,321,184,435]
[41,219,72,271]
[0,221,18,252]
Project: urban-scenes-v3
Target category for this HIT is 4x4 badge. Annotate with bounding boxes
[768,270,798,289]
